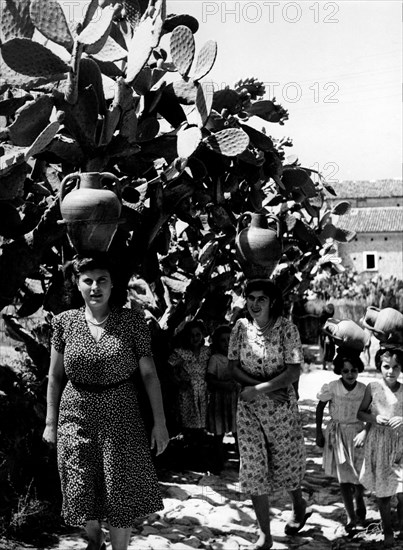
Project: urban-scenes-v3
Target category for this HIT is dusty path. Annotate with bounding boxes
[3,363,402,550]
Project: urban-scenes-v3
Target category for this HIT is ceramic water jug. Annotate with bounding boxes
[372,307,403,343]
[235,212,282,279]
[322,318,367,351]
[361,306,380,330]
[60,172,122,254]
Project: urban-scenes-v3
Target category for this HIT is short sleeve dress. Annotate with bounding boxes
[207,353,239,435]
[51,306,163,528]
[168,346,210,429]
[359,380,403,497]
[228,316,306,496]
[317,379,366,483]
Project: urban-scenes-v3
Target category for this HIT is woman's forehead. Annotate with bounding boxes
[247,290,269,298]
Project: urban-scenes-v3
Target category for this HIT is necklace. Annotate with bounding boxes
[253,318,274,335]
[86,313,110,326]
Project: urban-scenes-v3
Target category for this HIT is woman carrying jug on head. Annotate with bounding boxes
[228,279,310,550]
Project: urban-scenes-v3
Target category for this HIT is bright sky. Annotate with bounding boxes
[166,0,402,182]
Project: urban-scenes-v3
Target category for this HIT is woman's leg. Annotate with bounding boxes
[397,492,403,538]
[85,520,104,550]
[109,526,132,550]
[340,483,356,528]
[251,494,273,549]
[285,488,312,535]
[354,484,366,522]
[377,496,394,547]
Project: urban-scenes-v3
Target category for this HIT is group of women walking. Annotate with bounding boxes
[43,254,403,550]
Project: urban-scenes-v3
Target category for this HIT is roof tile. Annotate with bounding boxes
[337,207,403,233]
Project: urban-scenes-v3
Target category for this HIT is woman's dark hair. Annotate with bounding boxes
[244,279,283,320]
[64,253,127,308]
[374,347,403,371]
[211,324,232,354]
[179,319,207,350]
[333,350,364,374]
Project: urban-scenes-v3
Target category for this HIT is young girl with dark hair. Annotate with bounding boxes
[358,347,403,547]
[316,350,367,533]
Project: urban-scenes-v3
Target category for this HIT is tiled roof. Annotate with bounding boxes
[337,207,403,233]
[330,179,402,199]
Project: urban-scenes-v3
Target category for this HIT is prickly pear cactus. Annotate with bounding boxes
[29,0,74,51]
[203,128,250,157]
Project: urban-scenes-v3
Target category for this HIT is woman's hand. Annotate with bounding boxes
[376,414,389,425]
[387,416,403,430]
[316,431,325,448]
[353,429,367,447]
[150,423,170,456]
[42,424,57,448]
[240,385,258,402]
[268,388,289,404]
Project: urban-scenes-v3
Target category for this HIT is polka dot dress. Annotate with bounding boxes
[51,307,163,528]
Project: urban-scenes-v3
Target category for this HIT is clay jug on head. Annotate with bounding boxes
[60,172,122,254]
[372,307,403,343]
[235,212,282,279]
[322,318,367,351]
[361,306,380,330]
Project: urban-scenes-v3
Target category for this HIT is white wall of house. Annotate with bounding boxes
[338,232,403,280]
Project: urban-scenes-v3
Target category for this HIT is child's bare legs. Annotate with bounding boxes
[340,483,356,529]
[377,496,394,547]
[85,520,104,550]
[251,494,273,549]
[397,493,403,539]
[354,484,366,522]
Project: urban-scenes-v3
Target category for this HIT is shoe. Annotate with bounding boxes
[284,506,313,536]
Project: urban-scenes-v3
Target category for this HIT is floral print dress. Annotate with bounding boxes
[359,380,403,497]
[168,346,211,429]
[228,316,306,496]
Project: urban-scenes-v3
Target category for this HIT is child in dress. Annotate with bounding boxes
[206,325,239,473]
[358,347,403,548]
[168,320,211,443]
[316,350,367,532]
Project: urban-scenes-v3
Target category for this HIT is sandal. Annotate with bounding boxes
[284,506,313,536]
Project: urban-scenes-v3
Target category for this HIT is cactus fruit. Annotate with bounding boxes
[192,40,217,81]
[203,128,249,157]
[233,77,266,100]
[1,38,70,77]
[0,0,35,42]
[29,0,74,51]
[176,125,202,158]
[8,95,54,147]
[170,25,195,78]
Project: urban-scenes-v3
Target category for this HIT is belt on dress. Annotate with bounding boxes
[69,376,133,393]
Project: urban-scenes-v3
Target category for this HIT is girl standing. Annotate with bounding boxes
[358,347,403,548]
[316,351,367,533]
[207,325,239,473]
[168,320,211,440]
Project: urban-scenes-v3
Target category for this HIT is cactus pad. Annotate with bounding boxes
[0,0,35,42]
[78,4,117,54]
[163,13,199,34]
[136,117,160,142]
[91,36,128,62]
[192,40,217,81]
[203,128,249,157]
[170,25,195,78]
[24,120,60,159]
[240,123,274,152]
[176,125,202,158]
[29,0,73,51]
[168,79,198,105]
[212,88,242,115]
[1,38,70,77]
[125,0,165,83]
[332,201,352,216]
[78,57,106,115]
[8,94,54,146]
[195,82,213,126]
[123,0,141,29]
[0,158,29,200]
